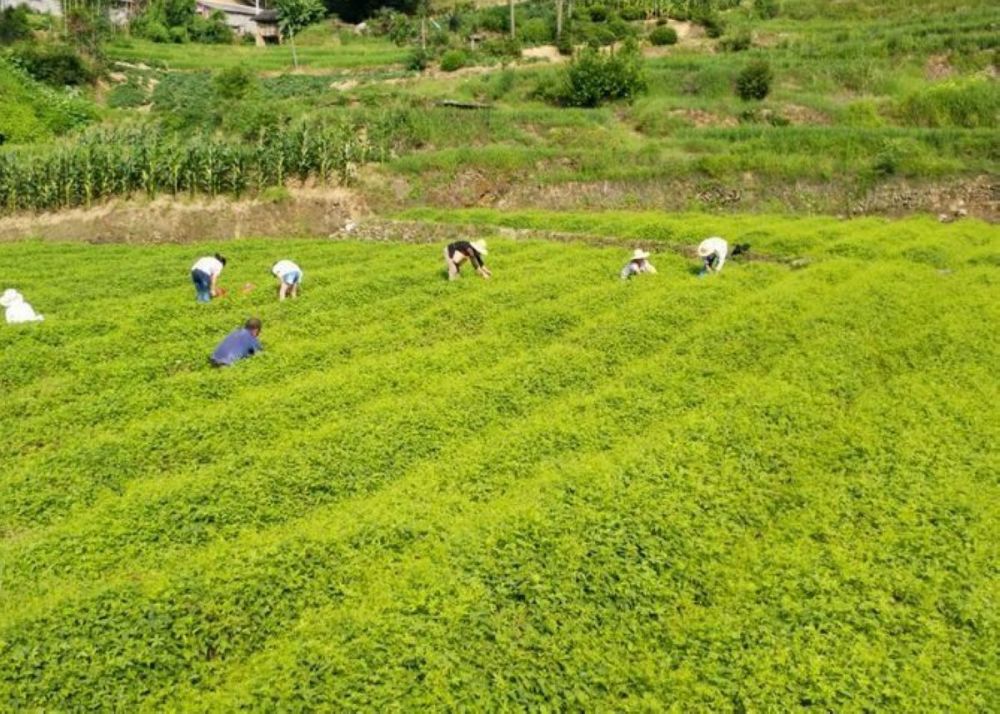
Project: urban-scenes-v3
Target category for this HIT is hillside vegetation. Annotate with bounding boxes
[1,0,996,216]
[1,215,997,708]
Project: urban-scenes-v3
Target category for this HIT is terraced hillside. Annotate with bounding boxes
[1,214,997,708]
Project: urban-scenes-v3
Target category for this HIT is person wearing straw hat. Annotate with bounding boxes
[620,248,657,280]
[271,259,303,300]
[444,240,492,281]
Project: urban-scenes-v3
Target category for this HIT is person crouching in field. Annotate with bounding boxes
[1,289,44,323]
[271,259,302,300]
[620,249,657,279]
[697,238,749,275]
[444,240,492,280]
[191,253,227,302]
[210,318,263,367]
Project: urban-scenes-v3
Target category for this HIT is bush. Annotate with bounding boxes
[588,4,608,22]
[735,59,772,100]
[619,6,644,21]
[520,17,553,45]
[439,49,466,72]
[10,43,95,87]
[556,31,574,56]
[481,36,521,60]
[591,26,617,47]
[0,6,32,45]
[191,11,233,44]
[405,47,429,72]
[754,0,780,19]
[169,25,190,43]
[699,13,724,38]
[143,21,171,43]
[214,66,257,100]
[552,40,646,107]
[719,29,751,52]
[648,26,678,46]
[107,79,149,108]
[607,17,633,41]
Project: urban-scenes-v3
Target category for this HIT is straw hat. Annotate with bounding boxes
[0,289,21,307]
[631,248,651,261]
[471,240,488,256]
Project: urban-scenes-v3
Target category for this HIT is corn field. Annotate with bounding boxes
[0,120,394,214]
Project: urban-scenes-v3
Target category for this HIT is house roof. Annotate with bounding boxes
[196,0,274,19]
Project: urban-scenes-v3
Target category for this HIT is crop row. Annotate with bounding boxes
[0,117,406,213]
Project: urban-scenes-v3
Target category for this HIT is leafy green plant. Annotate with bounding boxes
[214,65,257,101]
[649,25,678,46]
[0,209,996,711]
[439,49,466,72]
[735,59,772,100]
[550,40,647,107]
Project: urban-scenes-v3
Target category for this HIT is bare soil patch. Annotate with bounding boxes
[0,188,367,244]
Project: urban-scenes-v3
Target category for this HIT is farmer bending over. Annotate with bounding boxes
[271,259,303,300]
[191,253,227,302]
[444,240,492,281]
[697,238,749,275]
[210,318,263,367]
[621,249,657,279]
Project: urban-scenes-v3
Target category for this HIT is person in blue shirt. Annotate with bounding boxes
[210,318,263,367]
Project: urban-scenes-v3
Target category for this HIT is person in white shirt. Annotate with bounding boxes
[271,259,302,300]
[1,289,44,324]
[191,253,227,302]
[620,249,657,279]
[697,238,749,275]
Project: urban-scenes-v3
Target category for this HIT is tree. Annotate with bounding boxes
[275,0,325,68]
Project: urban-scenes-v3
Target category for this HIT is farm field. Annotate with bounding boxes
[1,214,997,709]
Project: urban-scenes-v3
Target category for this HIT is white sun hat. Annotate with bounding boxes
[632,248,651,260]
[471,240,488,255]
[1,289,22,307]
[697,237,724,257]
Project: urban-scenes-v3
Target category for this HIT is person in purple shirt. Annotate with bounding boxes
[210,318,263,366]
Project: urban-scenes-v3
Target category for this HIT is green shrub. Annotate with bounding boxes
[720,28,752,52]
[191,11,234,44]
[607,16,633,41]
[591,25,617,47]
[169,25,190,43]
[588,4,608,22]
[551,40,646,107]
[556,32,574,56]
[439,49,466,72]
[520,17,553,45]
[9,43,95,87]
[481,36,521,59]
[619,6,644,21]
[405,47,429,72]
[143,21,171,43]
[699,13,724,38]
[214,65,257,100]
[735,59,772,101]
[754,0,779,19]
[0,6,32,45]
[648,26,678,46]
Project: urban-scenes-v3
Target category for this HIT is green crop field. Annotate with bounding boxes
[1,214,997,709]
